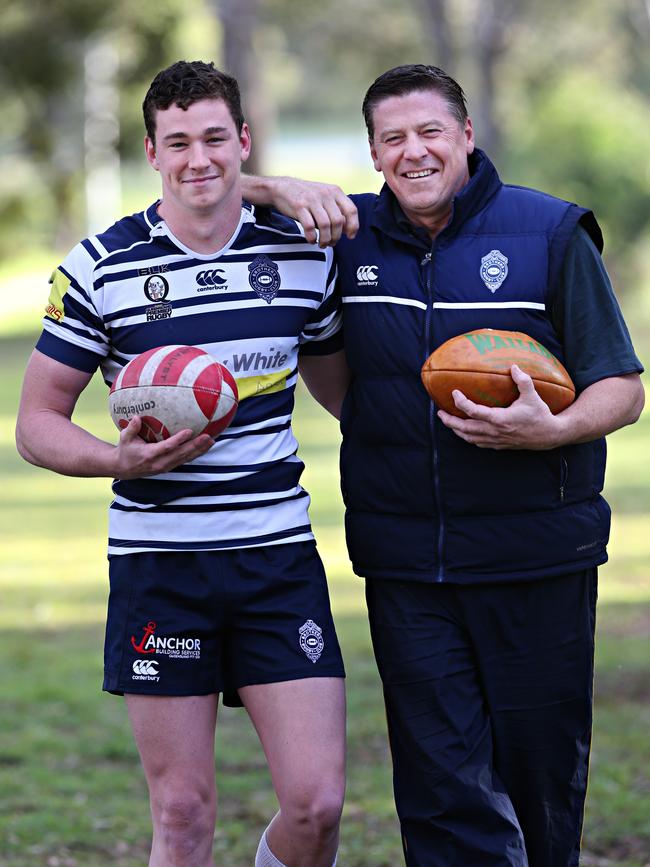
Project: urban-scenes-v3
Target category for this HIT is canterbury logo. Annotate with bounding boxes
[196,269,227,288]
[356,265,379,283]
[132,660,159,675]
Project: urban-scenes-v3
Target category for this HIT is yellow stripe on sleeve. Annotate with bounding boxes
[44,269,70,323]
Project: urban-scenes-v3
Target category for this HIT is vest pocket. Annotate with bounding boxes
[560,453,569,502]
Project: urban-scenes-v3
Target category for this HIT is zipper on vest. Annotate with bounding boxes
[423,246,445,582]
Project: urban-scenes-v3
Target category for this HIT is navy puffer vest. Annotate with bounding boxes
[336,150,610,584]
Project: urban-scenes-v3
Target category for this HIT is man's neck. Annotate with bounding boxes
[157,200,243,254]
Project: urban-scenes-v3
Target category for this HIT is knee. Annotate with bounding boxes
[284,782,344,841]
[154,787,216,861]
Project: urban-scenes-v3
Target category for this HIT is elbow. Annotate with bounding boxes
[621,378,646,428]
[15,422,41,468]
[631,382,646,424]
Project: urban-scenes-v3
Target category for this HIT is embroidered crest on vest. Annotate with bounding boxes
[480,250,509,293]
[248,254,281,303]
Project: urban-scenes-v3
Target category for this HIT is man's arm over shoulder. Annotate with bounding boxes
[241,174,359,247]
[16,350,214,479]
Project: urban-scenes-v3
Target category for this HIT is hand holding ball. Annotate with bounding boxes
[109,345,238,443]
[421,329,575,417]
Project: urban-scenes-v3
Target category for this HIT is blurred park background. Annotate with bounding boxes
[1,0,649,864]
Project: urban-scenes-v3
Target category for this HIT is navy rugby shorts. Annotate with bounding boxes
[103,541,345,706]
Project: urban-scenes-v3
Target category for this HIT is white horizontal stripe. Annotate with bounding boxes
[433,301,546,310]
[109,495,311,544]
[342,295,427,310]
[225,414,291,434]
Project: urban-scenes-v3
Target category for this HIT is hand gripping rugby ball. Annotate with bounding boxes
[109,345,239,443]
[421,328,575,418]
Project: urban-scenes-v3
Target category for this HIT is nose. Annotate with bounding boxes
[187,142,211,171]
[402,132,428,162]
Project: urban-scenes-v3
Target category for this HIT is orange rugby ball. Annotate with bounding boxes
[421,328,575,418]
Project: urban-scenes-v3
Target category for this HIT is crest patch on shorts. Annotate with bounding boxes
[299,619,324,663]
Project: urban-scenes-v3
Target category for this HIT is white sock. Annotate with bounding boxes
[255,831,287,867]
[254,828,338,867]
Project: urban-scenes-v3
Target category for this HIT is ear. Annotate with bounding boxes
[369,139,382,173]
[464,117,475,154]
[144,136,159,171]
[239,123,252,164]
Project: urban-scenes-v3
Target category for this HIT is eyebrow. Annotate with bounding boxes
[162,126,230,142]
[379,119,443,139]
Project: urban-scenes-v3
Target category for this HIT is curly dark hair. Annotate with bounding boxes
[362,64,468,140]
[143,60,245,143]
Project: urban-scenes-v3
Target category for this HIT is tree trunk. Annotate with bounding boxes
[213,0,267,174]
[417,0,455,72]
[84,35,121,235]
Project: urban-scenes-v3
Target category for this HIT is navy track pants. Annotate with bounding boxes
[365,569,597,867]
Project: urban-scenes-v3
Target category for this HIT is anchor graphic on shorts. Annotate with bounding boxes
[131,621,157,654]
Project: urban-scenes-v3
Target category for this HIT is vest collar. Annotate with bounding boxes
[370,148,501,246]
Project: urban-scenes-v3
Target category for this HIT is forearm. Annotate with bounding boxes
[16,408,119,477]
[551,373,645,446]
[440,370,644,451]
[16,349,216,479]
[241,173,358,246]
[298,351,350,420]
[241,173,278,206]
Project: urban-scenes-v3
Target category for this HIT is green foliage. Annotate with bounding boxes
[504,71,650,289]
[259,0,429,123]
[1,0,649,292]
[1,331,650,865]
[0,0,188,255]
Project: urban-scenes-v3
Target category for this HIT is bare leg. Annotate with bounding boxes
[126,693,219,867]
[241,677,346,867]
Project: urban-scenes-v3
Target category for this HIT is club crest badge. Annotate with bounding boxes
[480,249,509,293]
[248,255,281,304]
[299,619,324,664]
[144,274,169,302]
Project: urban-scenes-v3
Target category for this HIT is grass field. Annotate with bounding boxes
[1,332,649,866]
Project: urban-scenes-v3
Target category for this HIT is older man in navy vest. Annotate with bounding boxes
[244,64,644,867]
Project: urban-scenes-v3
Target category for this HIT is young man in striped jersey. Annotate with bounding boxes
[244,65,644,866]
[16,61,347,867]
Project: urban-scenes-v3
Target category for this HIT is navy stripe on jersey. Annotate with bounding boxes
[108,524,313,552]
[96,249,327,285]
[111,490,310,513]
[38,203,339,554]
[36,330,103,373]
[81,238,103,261]
[116,457,302,500]
[102,290,324,324]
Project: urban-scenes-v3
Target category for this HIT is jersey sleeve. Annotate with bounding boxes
[551,225,644,392]
[35,241,110,374]
[298,246,344,356]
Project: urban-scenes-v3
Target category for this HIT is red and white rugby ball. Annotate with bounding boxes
[109,345,238,443]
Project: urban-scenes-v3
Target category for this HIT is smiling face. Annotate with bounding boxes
[145,97,251,228]
[369,89,474,237]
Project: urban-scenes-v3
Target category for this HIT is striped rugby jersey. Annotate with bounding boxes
[37,202,341,555]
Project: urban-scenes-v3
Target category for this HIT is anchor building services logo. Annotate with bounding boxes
[131,621,201,659]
